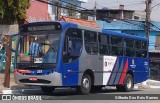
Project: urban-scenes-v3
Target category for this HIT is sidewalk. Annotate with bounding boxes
[134,79,160,89]
[0,73,18,93]
[0,73,40,94]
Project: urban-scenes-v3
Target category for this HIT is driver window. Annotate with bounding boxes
[63,28,82,63]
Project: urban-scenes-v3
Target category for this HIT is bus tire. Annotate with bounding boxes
[123,74,133,92]
[41,86,55,94]
[78,74,91,95]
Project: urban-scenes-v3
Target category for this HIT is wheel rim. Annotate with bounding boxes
[126,78,132,89]
[82,78,90,89]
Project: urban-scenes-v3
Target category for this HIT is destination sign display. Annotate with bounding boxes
[28,25,55,31]
[21,23,62,32]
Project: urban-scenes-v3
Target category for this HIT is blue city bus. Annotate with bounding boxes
[14,21,149,94]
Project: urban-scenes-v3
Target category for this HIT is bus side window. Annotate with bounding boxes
[124,38,134,57]
[63,28,82,63]
[98,33,110,55]
[141,41,147,58]
[111,36,123,56]
[84,31,98,54]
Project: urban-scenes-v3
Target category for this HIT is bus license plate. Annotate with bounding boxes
[34,58,43,63]
[29,77,37,81]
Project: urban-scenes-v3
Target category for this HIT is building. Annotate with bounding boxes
[26,0,51,23]
[49,0,88,20]
[25,0,88,23]
[82,5,146,21]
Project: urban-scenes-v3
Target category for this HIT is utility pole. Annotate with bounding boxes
[54,1,60,21]
[3,36,12,88]
[93,1,97,21]
[145,0,152,39]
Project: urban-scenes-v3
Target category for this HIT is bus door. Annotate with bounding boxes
[11,34,19,69]
[62,28,83,86]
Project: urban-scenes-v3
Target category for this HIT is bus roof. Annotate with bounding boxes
[22,21,147,41]
[102,29,147,41]
[70,22,147,41]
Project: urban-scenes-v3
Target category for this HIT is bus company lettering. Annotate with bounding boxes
[107,62,114,66]
[104,61,114,67]
[130,59,136,68]
[103,56,117,69]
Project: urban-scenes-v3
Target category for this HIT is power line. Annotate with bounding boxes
[35,0,95,15]
[152,3,160,9]
[150,22,160,30]
[35,0,159,31]
[57,0,89,10]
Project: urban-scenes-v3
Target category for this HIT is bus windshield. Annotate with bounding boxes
[17,31,61,64]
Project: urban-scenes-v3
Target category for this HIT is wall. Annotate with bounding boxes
[26,0,50,23]
[0,24,18,35]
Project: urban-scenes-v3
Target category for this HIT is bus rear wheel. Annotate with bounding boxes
[78,74,91,95]
[123,74,133,92]
[41,86,55,94]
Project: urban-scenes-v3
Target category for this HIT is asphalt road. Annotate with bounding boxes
[2,88,160,103]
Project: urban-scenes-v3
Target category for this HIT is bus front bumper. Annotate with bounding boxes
[14,72,62,86]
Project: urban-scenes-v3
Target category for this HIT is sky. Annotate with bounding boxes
[81,0,160,22]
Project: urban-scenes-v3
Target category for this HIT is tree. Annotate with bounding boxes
[0,0,30,87]
[0,0,30,24]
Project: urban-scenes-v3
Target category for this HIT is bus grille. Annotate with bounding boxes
[19,79,51,84]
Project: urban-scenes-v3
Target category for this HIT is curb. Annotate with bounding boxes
[134,85,160,89]
[2,89,41,94]
[149,86,160,88]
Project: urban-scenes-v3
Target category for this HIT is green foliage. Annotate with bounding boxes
[0,0,5,18]
[0,0,30,24]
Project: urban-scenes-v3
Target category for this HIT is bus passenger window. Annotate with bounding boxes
[135,41,141,49]
[99,33,110,55]
[63,28,82,63]
[124,48,134,57]
[99,45,109,55]
[136,50,141,58]
[142,50,147,58]
[112,46,123,56]
[141,41,147,58]
[142,41,147,49]
[124,38,135,57]
[84,31,98,54]
[111,36,123,46]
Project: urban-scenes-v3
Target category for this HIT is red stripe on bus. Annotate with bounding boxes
[119,59,128,84]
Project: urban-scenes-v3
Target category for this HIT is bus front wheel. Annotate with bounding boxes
[41,86,55,94]
[78,74,91,95]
